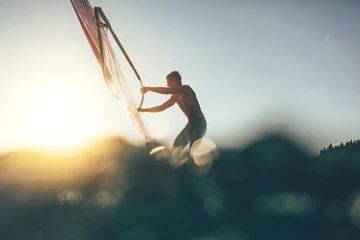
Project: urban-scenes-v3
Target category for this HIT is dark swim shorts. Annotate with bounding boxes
[173,117,207,149]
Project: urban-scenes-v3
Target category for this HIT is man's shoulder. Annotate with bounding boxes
[182,85,194,93]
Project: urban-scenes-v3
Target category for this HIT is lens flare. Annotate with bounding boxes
[190,138,218,166]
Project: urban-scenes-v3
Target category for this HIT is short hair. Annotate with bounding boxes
[166,71,182,84]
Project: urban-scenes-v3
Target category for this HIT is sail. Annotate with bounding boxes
[70,0,153,145]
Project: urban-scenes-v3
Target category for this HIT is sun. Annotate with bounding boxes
[22,86,98,151]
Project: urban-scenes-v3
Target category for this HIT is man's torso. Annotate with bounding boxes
[172,85,204,120]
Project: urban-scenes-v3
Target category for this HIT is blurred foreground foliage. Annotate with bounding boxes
[0,133,360,240]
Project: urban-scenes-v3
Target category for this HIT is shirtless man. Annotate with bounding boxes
[138,71,207,150]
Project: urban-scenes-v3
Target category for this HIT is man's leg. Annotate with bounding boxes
[189,119,207,150]
[173,123,192,149]
[170,124,192,168]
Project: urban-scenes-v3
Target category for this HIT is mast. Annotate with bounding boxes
[94,7,145,110]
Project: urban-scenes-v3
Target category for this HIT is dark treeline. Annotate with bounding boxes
[320,139,360,156]
[0,133,360,240]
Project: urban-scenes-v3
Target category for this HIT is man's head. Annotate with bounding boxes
[166,71,182,88]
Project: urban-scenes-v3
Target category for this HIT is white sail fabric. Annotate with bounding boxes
[70,0,153,145]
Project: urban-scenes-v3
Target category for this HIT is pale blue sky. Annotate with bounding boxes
[0,0,359,152]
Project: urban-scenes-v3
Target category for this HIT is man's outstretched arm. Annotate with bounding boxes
[138,96,175,113]
[141,87,183,95]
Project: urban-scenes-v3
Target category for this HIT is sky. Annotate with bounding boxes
[0,0,359,153]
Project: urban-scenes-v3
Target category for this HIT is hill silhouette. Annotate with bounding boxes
[0,133,360,240]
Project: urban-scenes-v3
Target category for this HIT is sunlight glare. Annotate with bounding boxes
[148,113,170,140]
[22,87,99,151]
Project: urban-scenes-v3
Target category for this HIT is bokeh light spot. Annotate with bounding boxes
[94,190,119,207]
[203,196,223,216]
[57,190,83,205]
[254,192,317,217]
[349,191,360,229]
[190,138,218,166]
